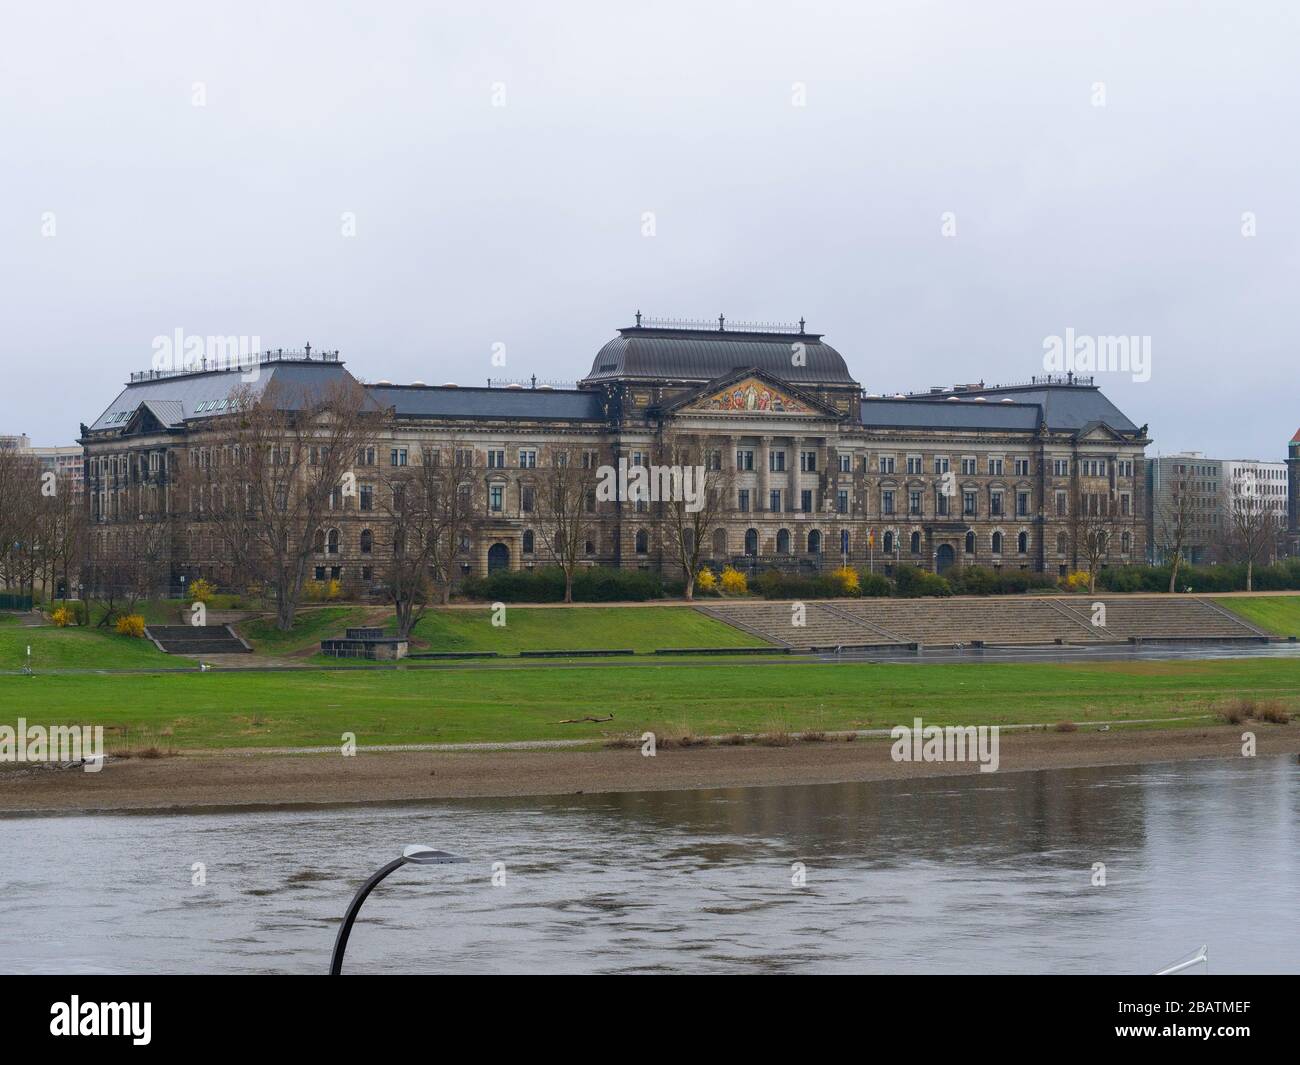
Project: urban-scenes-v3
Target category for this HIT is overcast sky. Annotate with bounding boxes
[3,0,1296,456]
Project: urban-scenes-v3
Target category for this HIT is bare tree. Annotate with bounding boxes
[655,431,734,601]
[0,443,41,598]
[1069,487,1122,593]
[377,443,482,636]
[186,376,380,630]
[83,519,172,625]
[534,446,599,604]
[1156,471,1196,593]
[1222,472,1282,592]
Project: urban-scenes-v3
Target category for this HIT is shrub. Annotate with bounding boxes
[857,571,892,597]
[894,565,952,598]
[948,566,1057,596]
[189,577,217,603]
[719,565,749,595]
[827,566,860,596]
[1062,570,1092,593]
[695,567,718,593]
[1257,702,1291,725]
[50,606,74,628]
[461,566,663,603]
[115,614,146,638]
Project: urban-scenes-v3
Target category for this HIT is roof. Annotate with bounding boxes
[912,383,1139,433]
[860,398,1041,432]
[368,384,605,421]
[582,325,857,386]
[87,360,360,433]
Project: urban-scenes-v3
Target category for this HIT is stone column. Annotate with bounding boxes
[760,436,772,512]
[791,436,803,512]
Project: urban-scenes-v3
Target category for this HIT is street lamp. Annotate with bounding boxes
[329,844,467,975]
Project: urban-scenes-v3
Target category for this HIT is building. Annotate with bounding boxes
[78,318,1151,591]
[1146,452,1288,564]
[1,435,84,496]
[1289,429,1300,555]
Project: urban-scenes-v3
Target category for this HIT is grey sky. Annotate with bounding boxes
[3,0,1296,456]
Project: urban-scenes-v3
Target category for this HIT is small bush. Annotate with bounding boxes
[857,571,892,597]
[115,614,146,638]
[1257,702,1291,725]
[719,565,749,596]
[894,565,952,598]
[827,566,860,596]
[694,567,718,594]
[189,577,217,603]
[1218,701,1250,725]
[50,606,74,628]
[1062,570,1092,593]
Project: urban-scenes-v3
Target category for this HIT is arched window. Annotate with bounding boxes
[965,530,975,554]
[883,531,894,554]
[1057,533,1068,554]
[313,528,325,553]
[991,531,1003,554]
[634,529,648,554]
[776,529,791,554]
[523,529,535,554]
[840,529,850,555]
[910,531,921,555]
[744,528,758,555]
[360,529,373,554]
[1017,531,1028,554]
[327,528,340,555]
[713,528,727,557]
[808,530,821,554]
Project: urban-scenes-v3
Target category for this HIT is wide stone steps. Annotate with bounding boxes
[698,596,1268,649]
[145,624,252,654]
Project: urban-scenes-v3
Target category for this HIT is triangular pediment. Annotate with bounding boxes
[663,368,842,418]
[1074,420,1127,443]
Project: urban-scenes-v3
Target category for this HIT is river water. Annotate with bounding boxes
[1,756,1296,974]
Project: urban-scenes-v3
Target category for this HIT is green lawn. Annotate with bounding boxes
[0,623,194,671]
[2,657,1295,750]
[236,606,377,655]
[405,606,769,654]
[1218,596,1300,637]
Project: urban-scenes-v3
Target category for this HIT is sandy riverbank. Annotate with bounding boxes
[1,725,1296,815]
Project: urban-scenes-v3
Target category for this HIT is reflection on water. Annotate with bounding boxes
[1,757,1296,974]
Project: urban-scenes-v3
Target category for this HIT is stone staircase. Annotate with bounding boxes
[145,624,253,655]
[697,596,1269,650]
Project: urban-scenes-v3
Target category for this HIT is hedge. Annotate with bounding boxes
[461,566,663,603]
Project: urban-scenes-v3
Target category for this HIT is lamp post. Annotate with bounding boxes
[329,844,467,975]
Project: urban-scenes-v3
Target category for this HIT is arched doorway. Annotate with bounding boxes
[744,528,758,556]
[487,542,510,574]
[936,543,955,574]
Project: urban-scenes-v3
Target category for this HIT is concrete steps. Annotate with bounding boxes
[145,624,252,654]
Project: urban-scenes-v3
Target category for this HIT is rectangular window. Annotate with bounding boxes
[1016,491,1030,516]
[390,448,408,467]
[800,451,817,473]
[907,456,923,475]
[359,484,373,512]
[936,492,950,516]
[838,453,852,473]
[837,489,849,514]
[933,457,950,474]
[1121,493,1131,516]
[1015,458,1031,477]
[909,490,922,515]
[737,488,750,512]
[1055,490,1067,516]
[988,458,1004,476]
[487,450,505,469]
[961,457,976,476]
[770,450,786,472]
[521,485,534,513]
[770,489,782,512]
[991,490,1004,516]
[801,489,813,512]
[518,449,537,469]
[489,485,504,512]
[1053,458,1069,477]
[882,490,895,515]
[736,449,754,471]
[963,491,977,517]
[879,456,895,474]
[454,449,473,467]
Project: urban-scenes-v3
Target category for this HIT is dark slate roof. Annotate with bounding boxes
[88,361,359,433]
[368,384,605,421]
[860,398,1041,432]
[912,384,1139,433]
[582,326,857,386]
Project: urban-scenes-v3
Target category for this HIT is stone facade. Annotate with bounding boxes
[79,321,1151,591]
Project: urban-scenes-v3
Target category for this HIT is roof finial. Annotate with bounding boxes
[718,313,726,332]
[635,309,642,327]
[304,341,312,358]
[798,316,806,335]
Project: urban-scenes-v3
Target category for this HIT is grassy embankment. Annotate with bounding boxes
[2,656,1297,751]
[1218,596,1300,637]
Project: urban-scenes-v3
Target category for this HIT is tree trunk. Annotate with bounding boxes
[683,575,695,602]
[1246,560,1253,593]
[1168,555,1180,594]
[439,583,451,606]
[564,569,574,604]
